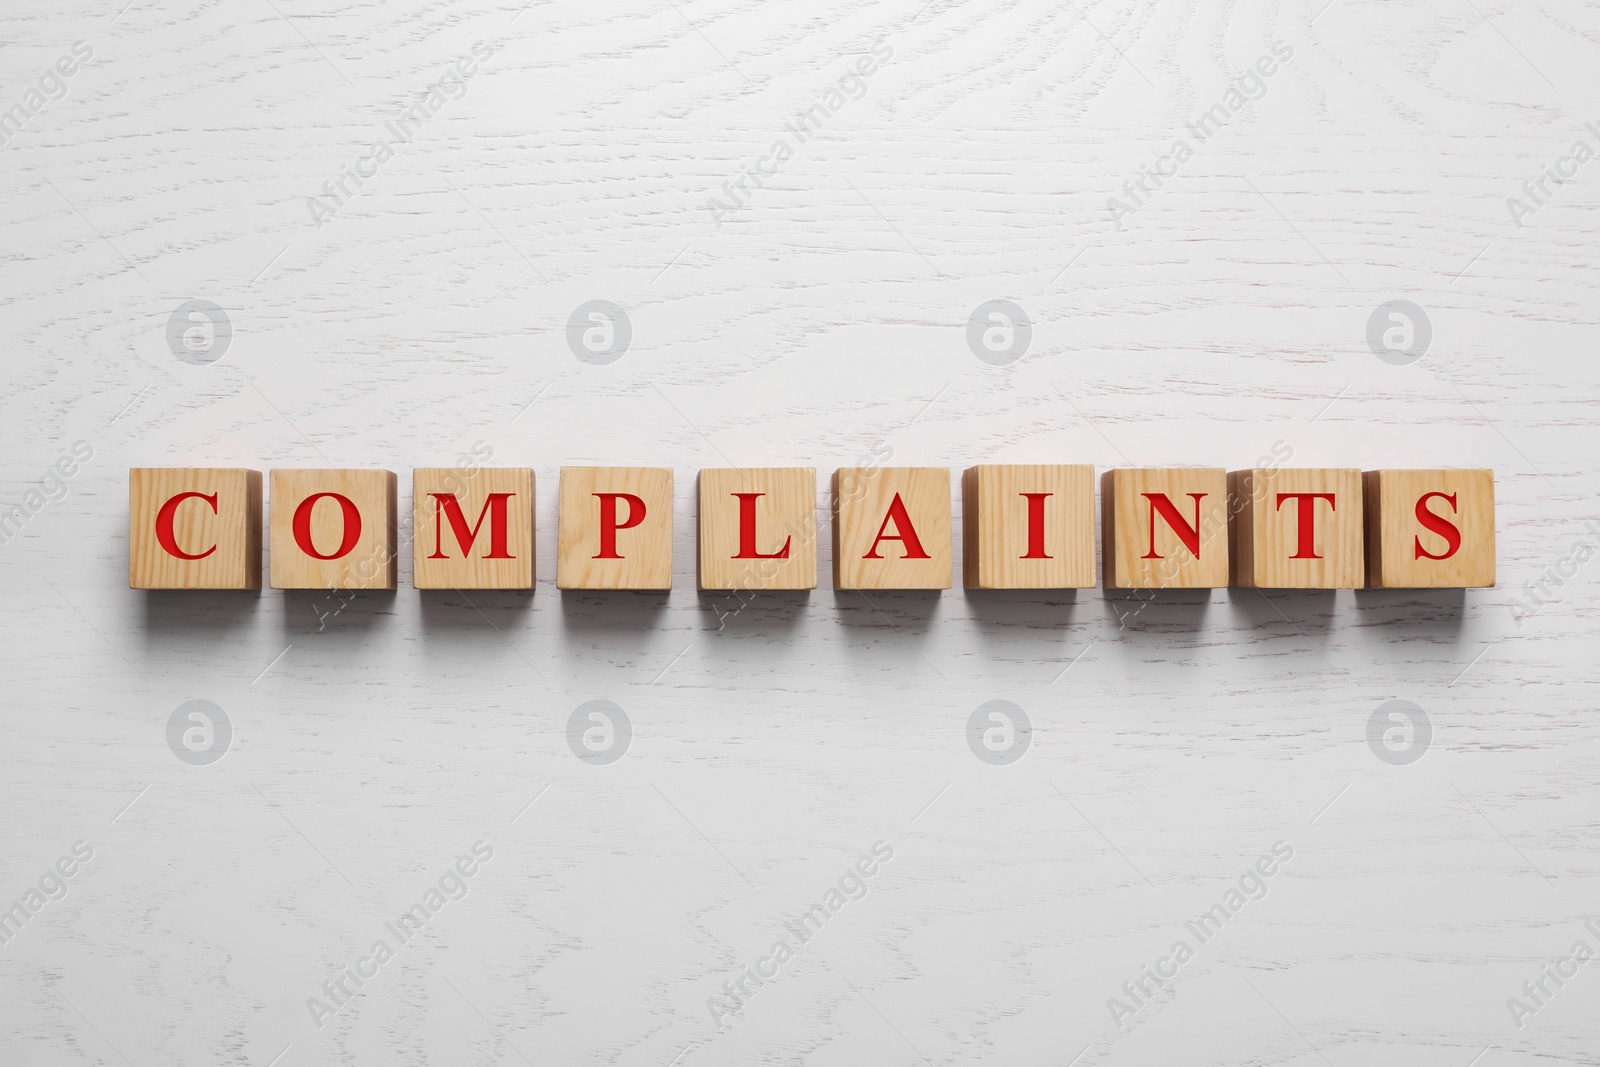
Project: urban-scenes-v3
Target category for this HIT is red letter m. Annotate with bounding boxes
[429,493,515,559]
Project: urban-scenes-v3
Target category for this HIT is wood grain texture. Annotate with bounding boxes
[833,466,951,589]
[697,467,816,590]
[1229,466,1364,588]
[269,469,398,590]
[962,463,1095,589]
[4,1,1600,1065]
[556,466,673,590]
[128,467,260,589]
[411,466,534,590]
[1102,467,1229,588]
[1364,468,1496,588]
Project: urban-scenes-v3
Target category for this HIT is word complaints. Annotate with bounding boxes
[128,463,1496,593]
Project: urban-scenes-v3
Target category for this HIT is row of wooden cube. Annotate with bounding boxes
[128,465,1495,590]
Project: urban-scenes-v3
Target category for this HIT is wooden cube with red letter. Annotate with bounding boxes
[556,467,673,590]
[1228,468,1364,588]
[1363,469,1495,588]
[1102,468,1228,588]
[129,468,262,589]
[833,467,951,590]
[698,468,816,590]
[412,468,534,590]
[269,469,397,590]
[962,464,1095,589]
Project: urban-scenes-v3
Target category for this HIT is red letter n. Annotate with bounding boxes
[1140,492,1205,559]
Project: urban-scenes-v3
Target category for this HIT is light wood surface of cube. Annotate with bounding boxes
[412,467,535,590]
[1228,467,1364,588]
[129,467,261,589]
[269,469,397,590]
[698,467,816,590]
[1102,467,1229,589]
[833,467,951,590]
[1363,469,1495,588]
[962,464,1095,589]
[557,466,674,590]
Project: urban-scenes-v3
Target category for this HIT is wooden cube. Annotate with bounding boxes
[698,468,816,590]
[962,464,1095,589]
[1229,468,1364,588]
[269,469,397,590]
[1364,469,1495,588]
[1102,468,1229,588]
[129,468,261,589]
[412,467,535,590]
[556,467,673,590]
[833,467,951,590]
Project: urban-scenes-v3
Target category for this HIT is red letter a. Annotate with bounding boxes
[863,493,930,560]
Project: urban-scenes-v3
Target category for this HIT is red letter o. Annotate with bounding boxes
[292,492,362,560]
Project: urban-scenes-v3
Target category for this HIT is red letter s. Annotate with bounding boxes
[1413,491,1461,560]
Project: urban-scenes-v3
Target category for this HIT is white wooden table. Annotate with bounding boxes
[2,1,1597,1064]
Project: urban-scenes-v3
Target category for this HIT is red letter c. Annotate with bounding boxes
[155,491,218,560]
